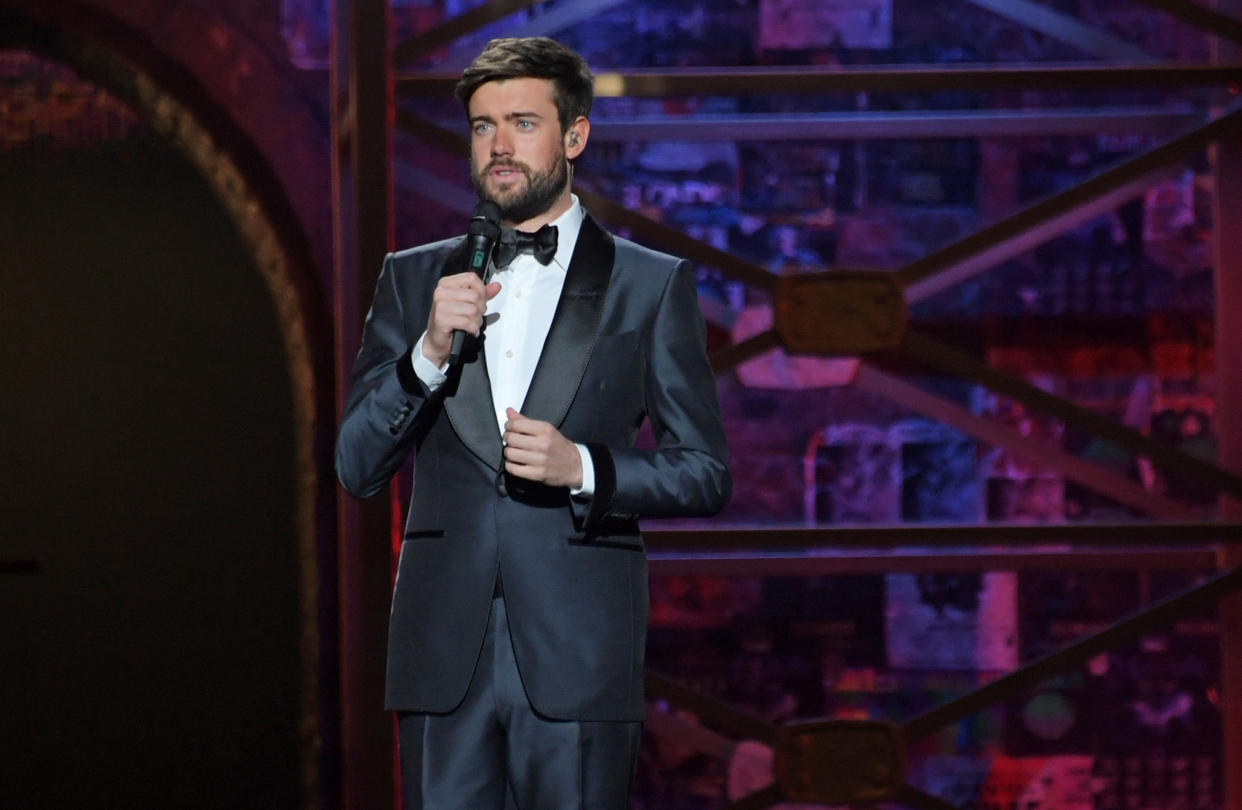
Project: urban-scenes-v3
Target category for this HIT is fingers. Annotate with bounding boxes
[503,407,537,435]
[423,272,497,364]
[434,273,490,333]
[501,421,551,479]
[502,409,582,488]
[502,409,553,450]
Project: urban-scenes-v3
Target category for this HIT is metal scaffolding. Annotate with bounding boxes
[331,1,1242,806]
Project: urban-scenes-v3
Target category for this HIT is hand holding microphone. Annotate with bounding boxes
[422,201,502,368]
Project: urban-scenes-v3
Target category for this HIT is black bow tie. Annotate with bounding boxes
[494,224,558,269]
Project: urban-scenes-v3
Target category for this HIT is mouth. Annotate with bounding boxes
[487,162,526,184]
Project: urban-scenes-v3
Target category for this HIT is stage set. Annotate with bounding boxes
[3,0,1242,808]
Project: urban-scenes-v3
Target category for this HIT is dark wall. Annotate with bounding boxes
[0,136,301,808]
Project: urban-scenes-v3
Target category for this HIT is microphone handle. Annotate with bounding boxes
[447,327,470,367]
[447,233,494,366]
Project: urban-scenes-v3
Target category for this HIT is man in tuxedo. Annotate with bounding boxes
[335,37,730,809]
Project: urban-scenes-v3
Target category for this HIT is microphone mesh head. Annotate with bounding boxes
[469,201,501,238]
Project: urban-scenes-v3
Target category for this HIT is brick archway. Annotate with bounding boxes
[0,3,334,807]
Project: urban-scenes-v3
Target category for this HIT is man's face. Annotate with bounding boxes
[468,77,569,226]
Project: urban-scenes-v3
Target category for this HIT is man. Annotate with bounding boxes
[336,37,730,809]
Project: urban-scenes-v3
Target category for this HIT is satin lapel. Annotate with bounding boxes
[520,214,615,426]
[439,240,504,471]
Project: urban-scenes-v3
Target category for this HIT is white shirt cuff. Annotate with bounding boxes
[570,444,595,497]
[411,333,448,391]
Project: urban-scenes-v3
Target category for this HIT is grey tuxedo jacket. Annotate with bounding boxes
[335,213,730,722]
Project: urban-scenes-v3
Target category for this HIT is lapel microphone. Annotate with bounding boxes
[449,200,502,366]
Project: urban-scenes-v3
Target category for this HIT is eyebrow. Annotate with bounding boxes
[470,111,544,125]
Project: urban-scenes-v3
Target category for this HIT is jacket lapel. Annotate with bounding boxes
[520,213,615,426]
[440,240,505,472]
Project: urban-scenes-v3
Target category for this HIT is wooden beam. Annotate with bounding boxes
[330,0,393,806]
[1212,5,1242,808]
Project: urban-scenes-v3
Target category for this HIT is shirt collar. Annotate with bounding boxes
[547,194,584,272]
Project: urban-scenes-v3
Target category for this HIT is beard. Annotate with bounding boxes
[472,148,569,224]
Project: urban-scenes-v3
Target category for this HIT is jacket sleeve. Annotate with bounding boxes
[335,252,440,498]
[581,259,731,529]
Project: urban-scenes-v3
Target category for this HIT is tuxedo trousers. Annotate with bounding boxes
[398,593,642,810]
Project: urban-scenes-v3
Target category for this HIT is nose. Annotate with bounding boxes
[490,126,513,157]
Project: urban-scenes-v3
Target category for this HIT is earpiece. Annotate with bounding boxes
[568,133,580,146]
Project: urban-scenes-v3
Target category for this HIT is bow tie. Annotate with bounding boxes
[494,224,558,269]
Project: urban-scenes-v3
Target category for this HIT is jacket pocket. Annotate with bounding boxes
[567,531,644,553]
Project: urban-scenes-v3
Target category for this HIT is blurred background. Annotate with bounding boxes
[3,0,1242,807]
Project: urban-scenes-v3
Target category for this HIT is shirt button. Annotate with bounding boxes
[505,350,514,358]
[515,291,523,299]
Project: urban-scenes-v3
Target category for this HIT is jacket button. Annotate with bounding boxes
[495,471,508,498]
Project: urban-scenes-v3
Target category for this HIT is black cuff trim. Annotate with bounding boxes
[395,347,428,396]
[584,443,617,534]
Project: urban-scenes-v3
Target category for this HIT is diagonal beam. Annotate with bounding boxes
[397,63,1242,97]
[904,166,1180,303]
[393,108,781,292]
[894,784,965,810]
[646,672,778,745]
[395,106,465,154]
[853,363,1196,518]
[645,705,738,761]
[892,329,1242,499]
[393,0,544,65]
[394,160,476,214]
[435,0,625,69]
[901,563,1242,740]
[895,101,1242,291]
[963,0,1153,60]
[709,329,780,374]
[1131,0,1242,44]
[573,186,779,291]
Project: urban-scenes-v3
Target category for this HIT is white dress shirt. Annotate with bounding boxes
[411,196,595,495]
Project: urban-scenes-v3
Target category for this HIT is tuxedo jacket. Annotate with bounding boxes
[335,213,730,722]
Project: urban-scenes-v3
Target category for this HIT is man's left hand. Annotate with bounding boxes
[502,407,583,488]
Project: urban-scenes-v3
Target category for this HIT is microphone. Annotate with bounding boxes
[449,200,501,366]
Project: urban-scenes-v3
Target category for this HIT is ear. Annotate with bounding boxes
[565,116,589,160]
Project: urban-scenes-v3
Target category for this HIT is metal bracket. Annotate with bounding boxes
[775,720,905,803]
[775,271,907,355]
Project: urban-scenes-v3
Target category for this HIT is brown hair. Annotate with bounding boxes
[455,37,593,133]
